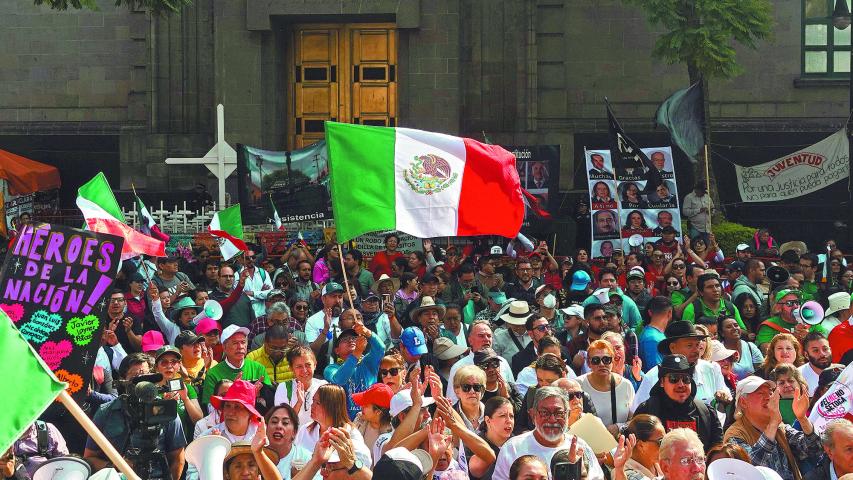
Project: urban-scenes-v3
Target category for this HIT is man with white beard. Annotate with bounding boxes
[492,386,604,480]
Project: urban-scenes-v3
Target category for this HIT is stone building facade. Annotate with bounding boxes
[1,0,849,246]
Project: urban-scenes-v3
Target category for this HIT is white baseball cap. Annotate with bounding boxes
[389,388,435,417]
[221,324,250,344]
[735,376,775,405]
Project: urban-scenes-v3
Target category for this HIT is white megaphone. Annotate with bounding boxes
[33,457,91,480]
[185,434,231,480]
[193,300,223,324]
[794,300,824,326]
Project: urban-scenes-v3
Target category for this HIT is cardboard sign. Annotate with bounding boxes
[0,223,123,402]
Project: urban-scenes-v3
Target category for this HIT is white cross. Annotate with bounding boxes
[165,104,237,207]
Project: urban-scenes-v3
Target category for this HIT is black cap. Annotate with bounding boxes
[157,255,180,264]
[657,321,707,355]
[175,330,205,349]
[333,329,359,349]
[421,273,440,284]
[658,354,694,376]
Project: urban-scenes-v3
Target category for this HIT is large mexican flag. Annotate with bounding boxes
[325,122,525,243]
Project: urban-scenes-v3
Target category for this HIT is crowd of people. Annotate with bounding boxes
[3,230,853,480]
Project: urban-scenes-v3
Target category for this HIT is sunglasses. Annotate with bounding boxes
[780,300,800,307]
[566,391,584,400]
[294,305,309,311]
[665,374,692,385]
[477,359,500,370]
[460,383,484,393]
[589,356,612,366]
[379,368,400,377]
[667,281,680,286]
[532,324,552,333]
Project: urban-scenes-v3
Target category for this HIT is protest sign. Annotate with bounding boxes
[504,145,560,227]
[807,362,853,434]
[735,129,849,202]
[0,223,123,402]
[585,147,682,260]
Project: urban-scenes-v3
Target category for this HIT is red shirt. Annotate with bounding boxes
[829,321,853,363]
[369,250,404,280]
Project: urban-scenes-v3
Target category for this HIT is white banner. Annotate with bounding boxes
[735,129,849,202]
[807,361,853,435]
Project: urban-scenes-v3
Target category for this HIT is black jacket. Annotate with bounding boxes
[634,380,723,451]
[510,341,572,377]
[803,460,832,480]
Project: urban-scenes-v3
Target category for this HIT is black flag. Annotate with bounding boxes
[606,98,662,190]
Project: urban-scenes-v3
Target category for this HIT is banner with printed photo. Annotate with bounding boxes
[585,147,682,259]
[504,145,560,227]
[0,223,124,403]
[735,129,849,202]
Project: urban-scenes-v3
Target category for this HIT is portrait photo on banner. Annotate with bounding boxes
[585,147,683,258]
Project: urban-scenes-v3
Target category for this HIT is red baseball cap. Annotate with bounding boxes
[351,383,394,409]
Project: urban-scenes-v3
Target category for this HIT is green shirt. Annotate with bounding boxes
[671,288,693,308]
[200,358,270,406]
[681,299,746,331]
[755,315,828,346]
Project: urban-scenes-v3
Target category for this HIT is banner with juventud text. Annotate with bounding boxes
[0,223,123,402]
[585,147,682,260]
[807,362,853,434]
[735,129,849,202]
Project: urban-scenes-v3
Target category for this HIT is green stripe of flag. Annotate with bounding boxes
[0,310,66,454]
[325,122,397,243]
[78,172,126,222]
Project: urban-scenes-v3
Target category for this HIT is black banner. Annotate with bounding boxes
[0,223,124,402]
[236,142,332,226]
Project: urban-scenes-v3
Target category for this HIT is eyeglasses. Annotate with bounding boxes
[566,391,584,400]
[665,374,692,385]
[780,300,801,307]
[644,437,664,447]
[460,383,484,393]
[477,359,500,370]
[537,409,567,419]
[294,305,309,311]
[532,325,552,333]
[672,456,705,467]
[320,463,347,474]
[379,368,400,377]
[589,356,612,366]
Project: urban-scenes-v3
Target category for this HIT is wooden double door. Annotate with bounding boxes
[287,23,398,150]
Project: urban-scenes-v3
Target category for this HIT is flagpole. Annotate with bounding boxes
[57,390,141,480]
[611,167,624,252]
[336,243,355,309]
[130,182,155,280]
[704,144,712,234]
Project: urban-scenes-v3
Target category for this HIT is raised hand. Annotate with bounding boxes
[613,434,636,470]
[791,383,810,420]
[327,427,356,470]
[427,416,449,461]
[250,419,267,453]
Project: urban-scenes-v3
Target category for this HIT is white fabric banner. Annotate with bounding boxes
[807,361,853,435]
[735,129,849,202]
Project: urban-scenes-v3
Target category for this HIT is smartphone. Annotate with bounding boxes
[382,293,391,310]
[552,462,581,480]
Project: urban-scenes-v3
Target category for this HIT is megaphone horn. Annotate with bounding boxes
[796,300,824,326]
[766,266,790,285]
[193,300,223,323]
[186,434,231,480]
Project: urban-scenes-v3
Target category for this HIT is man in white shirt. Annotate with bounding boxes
[446,320,515,403]
[234,245,275,318]
[304,282,345,343]
[492,386,604,480]
[798,332,833,396]
[632,321,729,410]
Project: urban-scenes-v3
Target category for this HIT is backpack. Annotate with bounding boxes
[692,298,735,322]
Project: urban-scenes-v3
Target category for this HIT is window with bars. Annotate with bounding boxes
[803,0,852,75]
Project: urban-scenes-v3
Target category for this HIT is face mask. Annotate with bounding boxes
[543,294,557,309]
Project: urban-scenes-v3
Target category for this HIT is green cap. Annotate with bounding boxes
[773,289,801,303]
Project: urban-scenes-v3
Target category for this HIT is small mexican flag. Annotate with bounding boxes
[209,204,248,260]
[0,309,66,455]
[134,194,171,243]
[325,122,525,243]
[77,173,166,260]
[269,196,284,231]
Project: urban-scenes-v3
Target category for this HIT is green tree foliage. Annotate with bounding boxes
[34,0,191,15]
[622,0,774,81]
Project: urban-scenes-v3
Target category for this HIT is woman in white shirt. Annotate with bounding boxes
[292,384,372,480]
[266,404,311,480]
[274,346,328,427]
[577,339,634,436]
